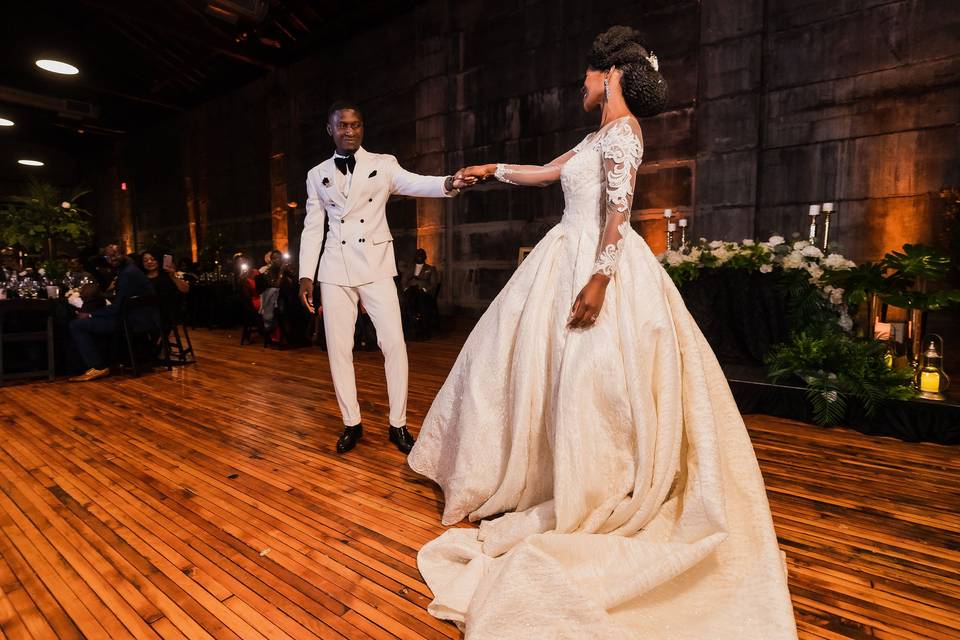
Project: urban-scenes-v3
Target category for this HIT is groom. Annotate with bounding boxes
[298,101,472,454]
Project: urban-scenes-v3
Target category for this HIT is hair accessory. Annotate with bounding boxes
[646,52,659,71]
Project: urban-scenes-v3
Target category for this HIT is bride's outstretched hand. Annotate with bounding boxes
[568,274,610,329]
[461,165,496,182]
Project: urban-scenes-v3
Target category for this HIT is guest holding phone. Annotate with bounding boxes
[140,250,189,327]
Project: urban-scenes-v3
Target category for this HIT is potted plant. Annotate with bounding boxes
[879,244,960,366]
[0,179,91,261]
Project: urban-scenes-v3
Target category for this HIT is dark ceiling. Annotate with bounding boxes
[0,0,406,156]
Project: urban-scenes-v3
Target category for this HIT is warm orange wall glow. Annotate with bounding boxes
[269,152,288,252]
[188,221,198,262]
[271,206,289,252]
[117,185,133,254]
[416,199,443,267]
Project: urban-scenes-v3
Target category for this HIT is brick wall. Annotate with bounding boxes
[114,0,960,312]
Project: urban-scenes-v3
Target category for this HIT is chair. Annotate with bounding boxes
[163,321,196,365]
[0,299,55,384]
[161,297,195,365]
[240,296,265,345]
[119,295,171,377]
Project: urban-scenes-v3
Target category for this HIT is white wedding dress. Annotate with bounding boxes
[407,117,797,639]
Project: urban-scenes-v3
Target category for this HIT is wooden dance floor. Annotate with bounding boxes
[0,328,957,639]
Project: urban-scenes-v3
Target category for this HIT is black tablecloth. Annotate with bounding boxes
[679,269,792,366]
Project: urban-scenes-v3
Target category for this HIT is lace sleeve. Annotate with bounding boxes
[593,119,643,277]
[493,136,590,187]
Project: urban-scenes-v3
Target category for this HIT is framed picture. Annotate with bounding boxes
[517,247,534,266]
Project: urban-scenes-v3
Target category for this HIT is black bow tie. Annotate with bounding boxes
[334,154,356,175]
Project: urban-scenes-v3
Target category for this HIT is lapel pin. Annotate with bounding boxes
[322,177,330,186]
[368,170,378,178]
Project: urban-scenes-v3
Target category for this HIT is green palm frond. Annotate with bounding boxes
[881,244,951,281]
[765,329,916,426]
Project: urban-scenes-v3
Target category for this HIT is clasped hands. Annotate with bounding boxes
[450,164,497,190]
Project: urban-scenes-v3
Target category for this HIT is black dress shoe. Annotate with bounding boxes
[388,426,415,454]
[336,424,363,454]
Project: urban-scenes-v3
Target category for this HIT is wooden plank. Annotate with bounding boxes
[0,328,956,639]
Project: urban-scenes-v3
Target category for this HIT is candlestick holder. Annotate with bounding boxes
[807,204,821,244]
[821,202,833,251]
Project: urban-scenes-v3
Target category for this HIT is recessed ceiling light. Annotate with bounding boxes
[0,118,13,127]
[18,159,44,167]
[35,59,79,75]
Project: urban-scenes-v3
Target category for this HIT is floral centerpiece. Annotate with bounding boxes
[660,235,857,332]
[658,234,920,425]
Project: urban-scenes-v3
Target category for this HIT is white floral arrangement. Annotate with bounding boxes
[659,234,858,331]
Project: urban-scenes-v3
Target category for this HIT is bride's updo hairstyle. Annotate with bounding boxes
[588,26,667,118]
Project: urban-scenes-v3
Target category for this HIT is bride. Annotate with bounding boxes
[408,26,797,639]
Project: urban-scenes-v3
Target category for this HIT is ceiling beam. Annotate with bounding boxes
[77,0,277,71]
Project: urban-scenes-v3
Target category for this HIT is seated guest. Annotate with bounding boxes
[236,256,261,311]
[401,248,441,338]
[259,250,274,274]
[402,248,440,295]
[256,249,294,346]
[68,252,158,382]
[0,248,19,282]
[65,256,95,288]
[140,250,190,327]
[94,244,121,292]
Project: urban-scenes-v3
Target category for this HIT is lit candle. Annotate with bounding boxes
[920,371,941,393]
[678,218,687,227]
[663,208,673,219]
[667,222,676,232]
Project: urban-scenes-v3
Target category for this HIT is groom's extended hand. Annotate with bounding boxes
[451,171,478,190]
[299,277,316,314]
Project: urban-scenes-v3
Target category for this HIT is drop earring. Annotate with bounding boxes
[603,77,610,102]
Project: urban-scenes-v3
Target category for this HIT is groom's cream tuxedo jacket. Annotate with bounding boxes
[299,147,453,287]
